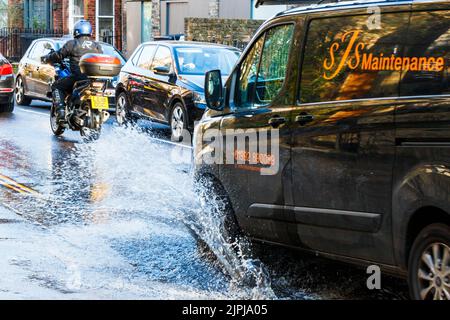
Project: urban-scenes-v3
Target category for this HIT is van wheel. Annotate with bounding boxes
[170,102,188,142]
[15,76,32,106]
[198,177,243,243]
[408,223,450,300]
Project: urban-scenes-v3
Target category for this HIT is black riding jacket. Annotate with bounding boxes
[46,36,103,76]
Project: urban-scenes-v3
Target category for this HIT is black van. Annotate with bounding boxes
[195,0,450,300]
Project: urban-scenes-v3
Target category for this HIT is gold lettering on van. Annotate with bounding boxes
[322,30,445,80]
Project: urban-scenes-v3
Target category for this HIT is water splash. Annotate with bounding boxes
[68,125,277,299]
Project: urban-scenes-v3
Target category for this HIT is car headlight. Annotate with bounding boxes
[193,92,206,105]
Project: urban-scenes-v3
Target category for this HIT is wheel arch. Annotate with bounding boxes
[393,164,450,269]
[404,206,450,268]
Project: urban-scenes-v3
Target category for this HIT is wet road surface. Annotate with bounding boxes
[0,101,410,299]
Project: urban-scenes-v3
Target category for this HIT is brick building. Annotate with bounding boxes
[7,0,123,50]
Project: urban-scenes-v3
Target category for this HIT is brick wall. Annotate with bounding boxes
[7,0,24,28]
[114,0,122,50]
[185,17,263,50]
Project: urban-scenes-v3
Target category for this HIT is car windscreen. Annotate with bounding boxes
[174,47,240,76]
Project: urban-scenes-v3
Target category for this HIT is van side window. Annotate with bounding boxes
[300,13,410,103]
[235,24,294,109]
[400,11,450,97]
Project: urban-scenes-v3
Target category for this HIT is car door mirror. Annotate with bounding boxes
[205,70,224,111]
[43,43,53,50]
[153,65,172,75]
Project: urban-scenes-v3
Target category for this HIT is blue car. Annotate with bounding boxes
[115,41,240,141]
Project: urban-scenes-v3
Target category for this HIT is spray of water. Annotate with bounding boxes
[65,125,277,299]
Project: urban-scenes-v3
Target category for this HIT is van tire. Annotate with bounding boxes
[408,223,450,300]
[195,176,243,245]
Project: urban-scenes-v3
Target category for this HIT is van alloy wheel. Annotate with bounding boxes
[409,224,450,300]
[417,242,450,300]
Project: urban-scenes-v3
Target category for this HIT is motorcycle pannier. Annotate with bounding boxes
[79,53,122,77]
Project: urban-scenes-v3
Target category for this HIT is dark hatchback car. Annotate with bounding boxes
[0,53,14,113]
[15,37,126,111]
[196,0,450,300]
[115,41,240,141]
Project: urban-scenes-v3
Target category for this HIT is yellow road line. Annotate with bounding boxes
[0,181,26,194]
[0,174,39,195]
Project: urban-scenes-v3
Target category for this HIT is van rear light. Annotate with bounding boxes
[0,63,13,75]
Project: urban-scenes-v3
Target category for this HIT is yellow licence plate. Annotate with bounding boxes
[91,96,109,110]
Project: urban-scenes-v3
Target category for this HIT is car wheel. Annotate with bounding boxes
[170,102,188,142]
[116,92,132,126]
[15,76,32,106]
[408,223,450,300]
[0,96,14,113]
[50,105,65,136]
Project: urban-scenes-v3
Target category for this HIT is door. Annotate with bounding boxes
[166,2,188,35]
[290,11,411,264]
[25,40,45,95]
[393,8,450,256]
[129,44,157,116]
[219,23,297,245]
[148,45,176,122]
[34,40,54,97]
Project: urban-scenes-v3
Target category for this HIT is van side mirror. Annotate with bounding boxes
[205,70,224,111]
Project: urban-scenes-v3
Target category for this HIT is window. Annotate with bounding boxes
[174,47,240,76]
[97,0,114,45]
[151,46,173,72]
[255,25,294,106]
[24,0,52,29]
[235,24,294,109]
[30,41,52,61]
[72,0,84,28]
[137,45,157,70]
[400,11,450,96]
[300,13,410,104]
[131,46,143,66]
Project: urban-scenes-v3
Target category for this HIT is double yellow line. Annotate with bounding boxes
[0,173,39,195]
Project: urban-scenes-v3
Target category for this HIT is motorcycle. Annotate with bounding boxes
[42,46,121,140]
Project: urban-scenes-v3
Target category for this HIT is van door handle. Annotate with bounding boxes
[268,116,286,128]
[295,114,314,125]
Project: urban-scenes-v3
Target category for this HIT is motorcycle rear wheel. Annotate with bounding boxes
[50,105,65,136]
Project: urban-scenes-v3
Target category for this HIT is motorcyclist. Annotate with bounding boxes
[41,20,103,123]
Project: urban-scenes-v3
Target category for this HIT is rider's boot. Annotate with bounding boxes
[52,89,66,123]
